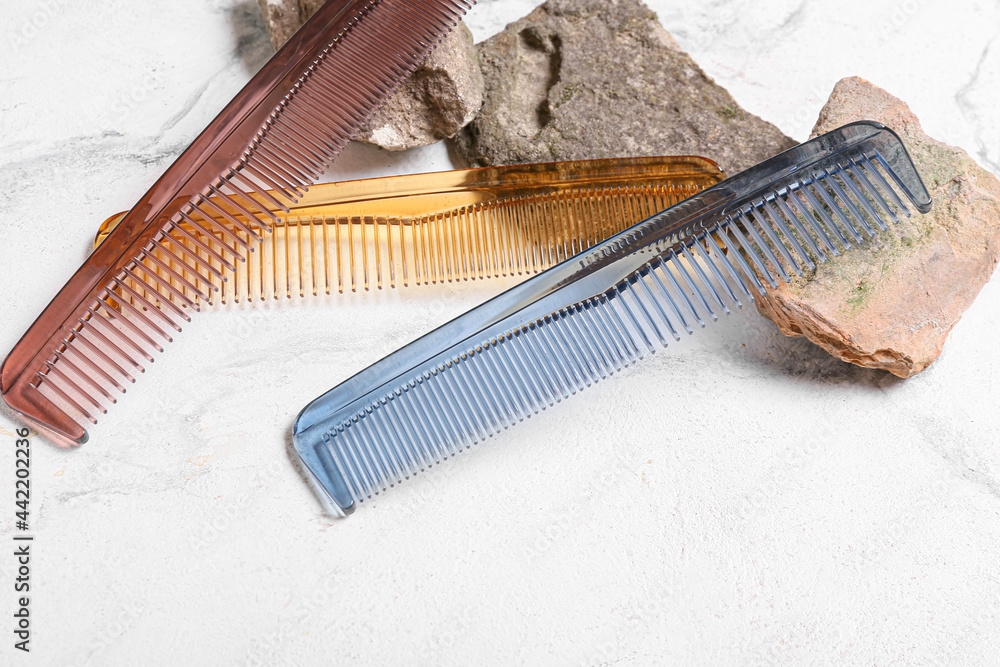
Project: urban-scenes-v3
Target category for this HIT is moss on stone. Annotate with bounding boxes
[845,280,874,311]
[718,104,742,120]
[556,84,580,107]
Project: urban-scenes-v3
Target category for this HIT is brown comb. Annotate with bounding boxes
[0,0,475,448]
[93,157,724,302]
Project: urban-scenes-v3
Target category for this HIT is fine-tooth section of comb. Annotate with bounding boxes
[1,0,476,448]
[93,157,724,302]
[292,121,933,516]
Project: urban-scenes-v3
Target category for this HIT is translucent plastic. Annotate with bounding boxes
[95,157,724,302]
[292,121,933,517]
[1,0,476,448]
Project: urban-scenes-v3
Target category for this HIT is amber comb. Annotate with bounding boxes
[1,0,475,448]
[93,157,724,303]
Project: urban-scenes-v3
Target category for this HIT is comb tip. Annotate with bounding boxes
[2,396,88,449]
[3,354,90,448]
[292,421,355,516]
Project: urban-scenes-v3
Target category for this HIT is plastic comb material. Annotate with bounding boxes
[292,121,934,517]
[1,0,476,447]
[94,157,724,302]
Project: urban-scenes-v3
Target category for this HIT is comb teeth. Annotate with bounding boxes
[229,185,697,299]
[92,156,723,304]
[114,183,707,303]
[2,0,476,447]
[292,122,934,516]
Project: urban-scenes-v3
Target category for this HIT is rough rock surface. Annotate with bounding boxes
[256,1,483,151]
[256,0,326,51]
[452,0,795,173]
[357,22,484,151]
[755,77,1000,378]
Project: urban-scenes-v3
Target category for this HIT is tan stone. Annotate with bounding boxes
[256,0,326,51]
[356,23,484,151]
[754,77,1000,377]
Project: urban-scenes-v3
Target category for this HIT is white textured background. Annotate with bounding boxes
[1,1,999,665]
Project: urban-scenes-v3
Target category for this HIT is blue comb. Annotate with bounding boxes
[293,121,933,516]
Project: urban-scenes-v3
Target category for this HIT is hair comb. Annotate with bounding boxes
[291,121,933,516]
[1,0,477,448]
[93,157,724,302]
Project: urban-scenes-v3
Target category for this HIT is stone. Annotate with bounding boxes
[754,77,1000,378]
[356,22,485,151]
[255,1,483,151]
[256,0,326,51]
[451,0,795,173]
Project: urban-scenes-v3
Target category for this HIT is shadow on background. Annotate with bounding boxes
[227,0,274,77]
[732,312,905,390]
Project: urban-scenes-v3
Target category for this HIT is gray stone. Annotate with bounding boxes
[452,0,795,173]
[255,1,483,151]
[754,77,1000,378]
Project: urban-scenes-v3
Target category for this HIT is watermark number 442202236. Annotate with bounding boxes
[13,427,33,653]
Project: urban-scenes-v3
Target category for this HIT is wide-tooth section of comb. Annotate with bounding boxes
[292,121,933,516]
[94,157,723,302]
[1,0,475,447]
